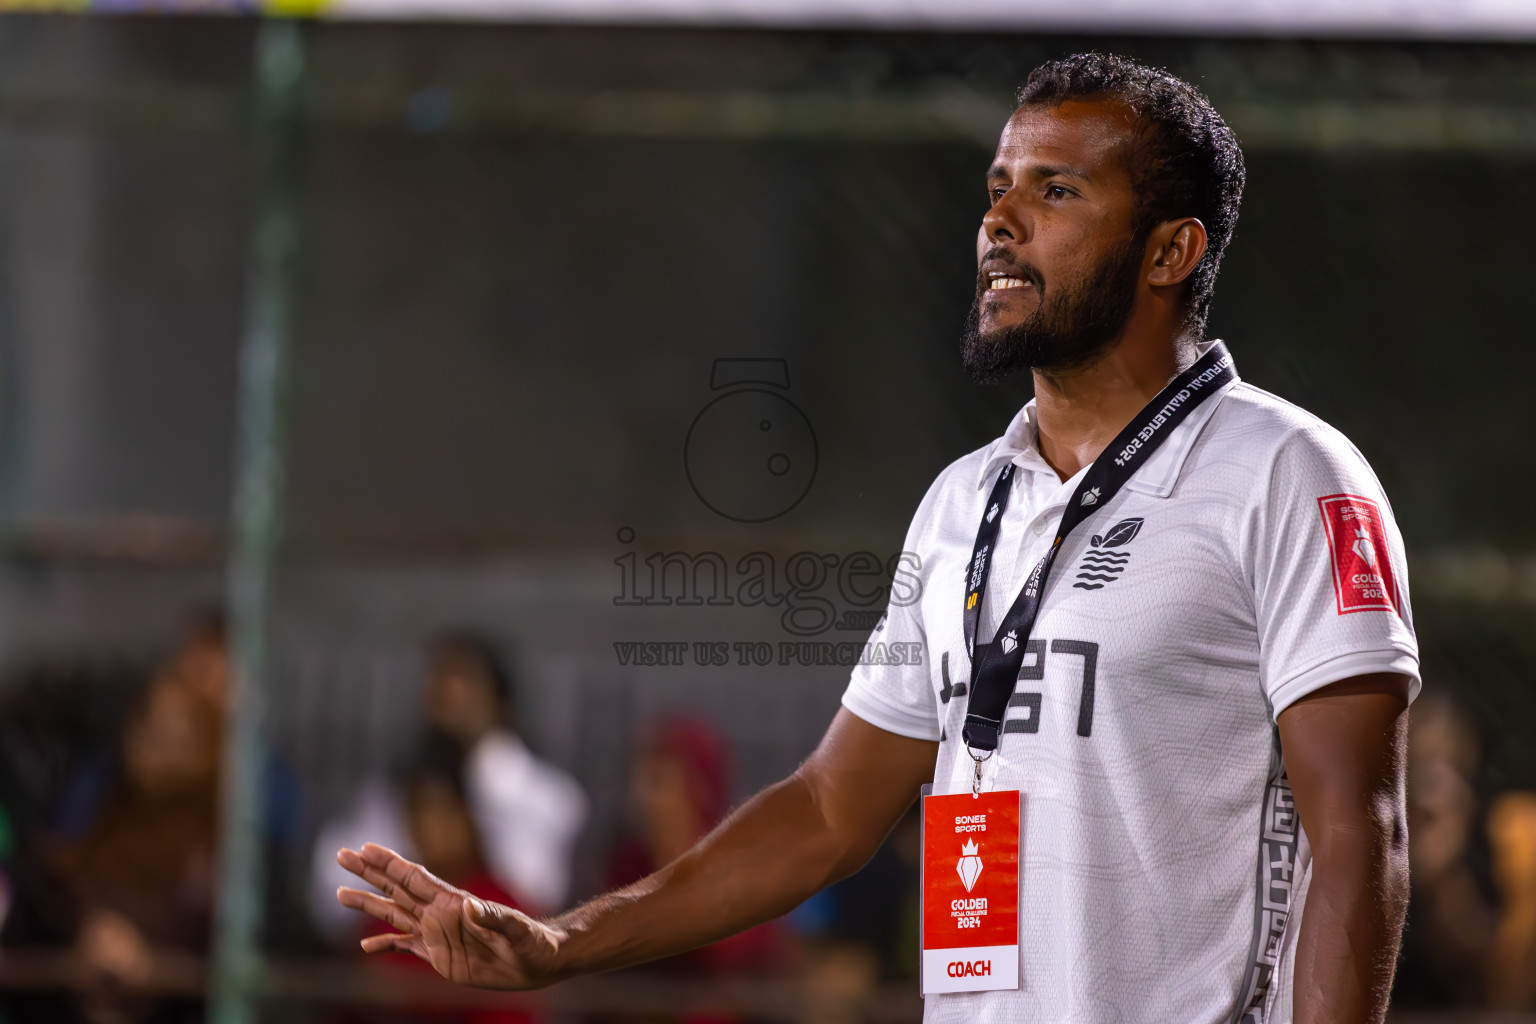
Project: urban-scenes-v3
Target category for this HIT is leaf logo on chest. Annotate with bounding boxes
[1077,518,1144,591]
[1089,517,1144,549]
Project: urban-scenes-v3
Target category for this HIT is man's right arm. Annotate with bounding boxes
[336,708,938,989]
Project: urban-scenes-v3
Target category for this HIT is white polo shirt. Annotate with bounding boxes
[842,346,1419,1024]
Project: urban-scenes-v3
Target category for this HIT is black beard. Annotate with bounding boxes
[960,239,1145,384]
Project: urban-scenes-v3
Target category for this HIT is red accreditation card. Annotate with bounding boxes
[920,789,1021,995]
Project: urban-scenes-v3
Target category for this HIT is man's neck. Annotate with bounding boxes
[1032,336,1195,481]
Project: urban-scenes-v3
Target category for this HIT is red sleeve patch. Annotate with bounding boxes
[1317,494,1401,615]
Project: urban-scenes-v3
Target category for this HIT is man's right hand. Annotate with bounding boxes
[338,710,937,986]
[336,843,562,990]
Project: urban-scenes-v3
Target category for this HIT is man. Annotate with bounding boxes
[338,54,1416,1024]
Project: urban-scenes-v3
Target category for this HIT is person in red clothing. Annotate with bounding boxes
[604,718,788,976]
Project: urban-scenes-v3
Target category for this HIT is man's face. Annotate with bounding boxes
[962,98,1147,382]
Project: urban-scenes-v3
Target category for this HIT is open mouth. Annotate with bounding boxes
[986,271,1033,292]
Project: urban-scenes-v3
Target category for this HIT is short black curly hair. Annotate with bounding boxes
[1017,53,1244,335]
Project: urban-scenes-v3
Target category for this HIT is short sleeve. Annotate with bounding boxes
[840,472,950,742]
[1251,426,1421,719]
[840,562,941,741]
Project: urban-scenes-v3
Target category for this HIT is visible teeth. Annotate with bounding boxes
[989,277,1026,290]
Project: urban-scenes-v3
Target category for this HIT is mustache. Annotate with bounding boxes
[977,249,1045,293]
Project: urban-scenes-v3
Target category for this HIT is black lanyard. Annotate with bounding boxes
[961,342,1236,754]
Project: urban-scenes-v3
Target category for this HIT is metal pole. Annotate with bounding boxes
[210,19,304,1024]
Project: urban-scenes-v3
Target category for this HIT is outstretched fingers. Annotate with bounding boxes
[334,844,516,982]
[360,843,455,905]
[336,887,421,935]
[337,847,425,912]
[360,932,425,958]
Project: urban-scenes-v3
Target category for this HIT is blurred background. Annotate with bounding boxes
[0,2,1535,1022]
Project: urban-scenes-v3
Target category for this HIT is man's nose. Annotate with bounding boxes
[981,191,1031,247]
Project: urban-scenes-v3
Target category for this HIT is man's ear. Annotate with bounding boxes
[1147,218,1208,288]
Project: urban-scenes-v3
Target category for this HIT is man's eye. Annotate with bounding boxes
[990,186,1009,201]
[1044,185,1072,200]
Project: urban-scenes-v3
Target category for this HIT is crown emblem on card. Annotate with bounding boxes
[957,840,983,891]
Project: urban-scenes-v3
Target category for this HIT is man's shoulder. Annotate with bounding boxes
[1209,381,1373,470]
[903,438,1003,533]
[939,438,1007,491]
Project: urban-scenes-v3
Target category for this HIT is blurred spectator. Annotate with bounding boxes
[52,669,221,1024]
[165,609,231,722]
[786,803,920,1024]
[403,754,516,908]
[52,612,300,852]
[1488,790,1536,1008]
[0,612,304,1022]
[0,659,139,959]
[310,634,586,943]
[605,717,789,977]
[1396,694,1497,1008]
[790,802,920,973]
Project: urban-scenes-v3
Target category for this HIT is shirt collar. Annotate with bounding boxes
[974,340,1240,498]
[974,402,1050,488]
